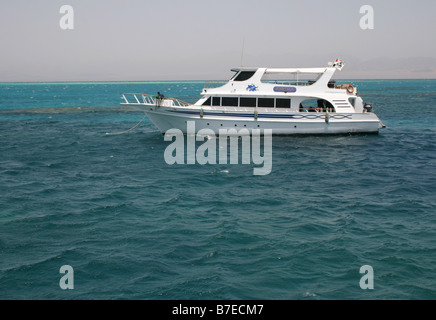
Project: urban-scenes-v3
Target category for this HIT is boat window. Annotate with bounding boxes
[222,97,239,107]
[299,99,335,112]
[258,98,275,108]
[202,97,212,106]
[349,97,356,107]
[299,99,317,112]
[276,98,291,108]
[328,81,336,88]
[234,71,256,81]
[324,100,335,112]
[240,97,257,107]
[230,72,239,81]
[212,97,221,106]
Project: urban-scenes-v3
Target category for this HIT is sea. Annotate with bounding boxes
[0,80,435,300]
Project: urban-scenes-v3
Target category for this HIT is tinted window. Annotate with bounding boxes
[299,99,317,112]
[202,97,212,106]
[299,99,334,112]
[212,97,221,106]
[240,97,257,107]
[222,97,239,107]
[234,71,256,81]
[258,98,275,108]
[276,98,291,108]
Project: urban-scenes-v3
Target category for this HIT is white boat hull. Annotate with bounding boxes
[125,104,383,135]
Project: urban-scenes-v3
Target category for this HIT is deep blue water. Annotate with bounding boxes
[0,80,435,300]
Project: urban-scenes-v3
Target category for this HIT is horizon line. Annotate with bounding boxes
[1,78,436,85]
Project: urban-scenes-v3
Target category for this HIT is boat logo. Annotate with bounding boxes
[246,84,258,92]
[273,86,297,93]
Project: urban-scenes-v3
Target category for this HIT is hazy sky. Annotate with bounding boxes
[0,0,435,81]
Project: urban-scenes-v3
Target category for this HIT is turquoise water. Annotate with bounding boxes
[0,80,435,299]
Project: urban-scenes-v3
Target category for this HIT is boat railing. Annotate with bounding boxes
[333,83,353,89]
[203,81,227,89]
[261,80,314,86]
[203,80,352,88]
[262,80,355,90]
[121,93,191,107]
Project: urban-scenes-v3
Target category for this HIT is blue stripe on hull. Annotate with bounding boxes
[167,110,352,120]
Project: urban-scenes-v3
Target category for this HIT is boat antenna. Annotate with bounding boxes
[240,36,245,67]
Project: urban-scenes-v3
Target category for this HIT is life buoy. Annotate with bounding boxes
[346,84,354,94]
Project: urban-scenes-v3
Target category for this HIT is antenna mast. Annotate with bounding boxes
[240,37,245,67]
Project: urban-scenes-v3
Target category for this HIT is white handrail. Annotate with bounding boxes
[121,93,191,107]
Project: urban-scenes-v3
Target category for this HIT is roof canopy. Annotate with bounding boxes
[265,68,327,74]
[231,67,328,74]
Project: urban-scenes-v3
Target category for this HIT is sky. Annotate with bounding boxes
[0,0,435,81]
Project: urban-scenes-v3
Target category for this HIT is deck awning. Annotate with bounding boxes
[231,67,328,74]
[264,68,327,74]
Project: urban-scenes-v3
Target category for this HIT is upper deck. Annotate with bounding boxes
[199,60,362,113]
[203,60,350,95]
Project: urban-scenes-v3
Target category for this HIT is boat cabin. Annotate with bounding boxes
[199,64,362,113]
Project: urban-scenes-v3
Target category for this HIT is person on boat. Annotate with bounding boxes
[316,99,324,112]
[325,100,335,113]
[156,92,165,107]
